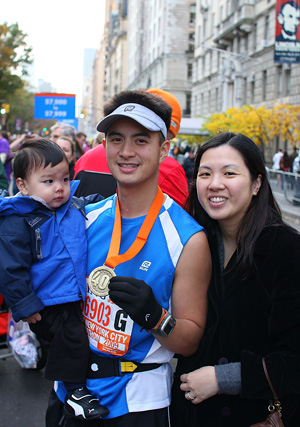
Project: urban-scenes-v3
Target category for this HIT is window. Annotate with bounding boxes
[197,58,201,80]
[262,70,267,101]
[226,0,230,16]
[217,51,221,69]
[189,32,195,52]
[211,12,215,36]
[231,0,239,12]
[243,77,247,105]
[190,4,196,24]
[237,37,241,54]
[188,63,193,80]
[203,18,207,40]
[186,93,191,115]
[264,15,269,43]
[198,25,202,45]
[251,77,255,103]
[252,23,257,51]
[245,33,249,52]
[284,67,291,96]
[277,66,283,98]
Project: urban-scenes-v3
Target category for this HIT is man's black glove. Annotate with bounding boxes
[109,276,162,330]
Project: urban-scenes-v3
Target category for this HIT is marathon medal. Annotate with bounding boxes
[88,266,116,297]
[89,188,165,297]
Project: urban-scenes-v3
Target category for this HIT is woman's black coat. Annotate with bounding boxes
[171,225,300,426]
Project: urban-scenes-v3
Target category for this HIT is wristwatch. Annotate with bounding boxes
[151,308,176,337]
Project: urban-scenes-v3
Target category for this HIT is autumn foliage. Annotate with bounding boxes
[202,104,300,157]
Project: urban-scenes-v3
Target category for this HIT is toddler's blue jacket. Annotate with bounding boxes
[0,181,102,322]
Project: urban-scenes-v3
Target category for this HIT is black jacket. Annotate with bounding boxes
[171,224,300,426]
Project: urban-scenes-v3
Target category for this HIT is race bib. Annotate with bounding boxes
[82,286,134,356]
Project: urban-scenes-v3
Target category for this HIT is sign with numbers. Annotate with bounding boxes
[34,93,76,120]
[82,287,134,357]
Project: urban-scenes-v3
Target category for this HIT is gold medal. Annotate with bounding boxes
[88,188,164,297]
[88,266,116,296]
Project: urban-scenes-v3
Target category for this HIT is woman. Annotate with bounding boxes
[171,133,300,426]
[56,136,76,180]
[279,151,292,190]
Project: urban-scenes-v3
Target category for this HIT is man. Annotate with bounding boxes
[147,88,189,207]
[272,148,283,170]
[73,89,188,207]
[182,146,195,185]
[46,90,211,426]
[50,123,76,143]
[276,1,300,42]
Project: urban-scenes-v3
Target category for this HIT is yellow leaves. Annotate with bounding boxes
[202,104,300,150]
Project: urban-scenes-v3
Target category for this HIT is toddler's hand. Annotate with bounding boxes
[23,312,42,324]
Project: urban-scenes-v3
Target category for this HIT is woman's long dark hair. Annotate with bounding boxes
[187,132,283,276]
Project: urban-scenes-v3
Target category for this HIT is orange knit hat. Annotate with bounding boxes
[147,88,182,137]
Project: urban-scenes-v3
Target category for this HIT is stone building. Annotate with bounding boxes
[193,0,300,116]
[89,0,128,133]
[88,0,299,148]
[126,0,196,116]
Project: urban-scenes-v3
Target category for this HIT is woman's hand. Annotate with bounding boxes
[180,366,219,404]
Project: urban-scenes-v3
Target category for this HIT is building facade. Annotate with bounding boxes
[126,0,196,116]
[193,0,300,117]
[80,48,96,136]
[87,0,300,146]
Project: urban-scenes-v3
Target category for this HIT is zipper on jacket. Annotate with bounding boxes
[35,228,43,260]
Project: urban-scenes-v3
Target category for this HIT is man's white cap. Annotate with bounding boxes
[97,103,167,140]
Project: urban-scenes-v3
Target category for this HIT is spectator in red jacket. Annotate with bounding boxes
[74,89,188,207]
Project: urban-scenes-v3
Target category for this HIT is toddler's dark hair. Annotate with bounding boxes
[13,138,67,180]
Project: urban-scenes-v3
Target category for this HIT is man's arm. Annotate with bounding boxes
[152,231,211,356]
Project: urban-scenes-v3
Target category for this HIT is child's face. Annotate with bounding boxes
[17,159,71,208]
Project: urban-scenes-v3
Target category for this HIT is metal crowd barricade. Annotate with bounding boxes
[268,168,300,206]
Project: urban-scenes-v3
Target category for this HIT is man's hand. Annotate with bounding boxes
[23,312,42,324]
[109,276,162,329]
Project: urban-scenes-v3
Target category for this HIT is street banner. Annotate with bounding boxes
[34,93,76,120]
[274,0,300,63]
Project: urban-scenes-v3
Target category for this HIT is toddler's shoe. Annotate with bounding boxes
[64,386,109,420]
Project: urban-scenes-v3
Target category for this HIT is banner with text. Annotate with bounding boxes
[34,93,76,120]
[274,0,300,63]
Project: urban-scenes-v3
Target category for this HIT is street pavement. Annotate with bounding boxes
[0,183,299,427]
[0,349,52,427]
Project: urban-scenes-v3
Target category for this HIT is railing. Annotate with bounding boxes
[268,168,300,206]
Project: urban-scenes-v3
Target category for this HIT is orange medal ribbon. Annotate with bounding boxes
[105,187,164,269]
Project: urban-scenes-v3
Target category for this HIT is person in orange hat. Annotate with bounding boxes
[73,89,189,208]
[146,88,188,207]
[146,88,182,138]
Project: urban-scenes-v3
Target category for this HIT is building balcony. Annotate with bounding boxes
[213,2,254,44]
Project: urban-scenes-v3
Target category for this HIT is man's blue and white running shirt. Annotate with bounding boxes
[56,193,204,419]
